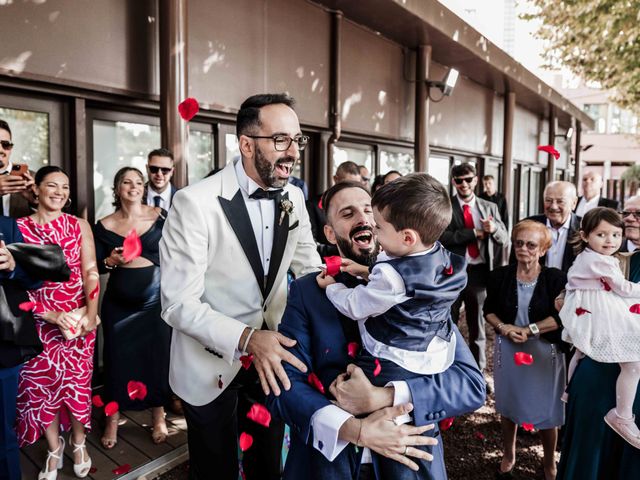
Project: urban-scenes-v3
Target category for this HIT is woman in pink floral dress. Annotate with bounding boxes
[15,166,100,480]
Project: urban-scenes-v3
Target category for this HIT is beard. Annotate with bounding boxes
[334,225,380,267]
[254,147,294,188]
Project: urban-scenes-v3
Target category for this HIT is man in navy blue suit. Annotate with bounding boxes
[0,216,45,480]
[267,182,486,479]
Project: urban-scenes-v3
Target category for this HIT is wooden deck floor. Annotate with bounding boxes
[20,407,188,480]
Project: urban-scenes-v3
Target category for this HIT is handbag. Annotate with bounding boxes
[59,306,101,341]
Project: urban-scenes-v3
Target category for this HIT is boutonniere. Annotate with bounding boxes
[279,198,294,225]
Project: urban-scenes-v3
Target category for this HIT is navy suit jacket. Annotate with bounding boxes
[267,273,486,480]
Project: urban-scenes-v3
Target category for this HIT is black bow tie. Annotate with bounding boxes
[249,188,282,201]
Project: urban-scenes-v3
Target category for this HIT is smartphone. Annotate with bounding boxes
[10,164,28,176]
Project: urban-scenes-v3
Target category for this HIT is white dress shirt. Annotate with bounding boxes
[627,240,639,253]
[146,184,173,209]
[575,195,600,218]
[456,195,485,265]
[326,250,455,375]
[545,216,572,269]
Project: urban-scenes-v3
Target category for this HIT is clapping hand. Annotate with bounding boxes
[481,215,496,234]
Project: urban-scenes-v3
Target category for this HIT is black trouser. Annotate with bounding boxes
[182,366,284,480]
[451,263,489,371]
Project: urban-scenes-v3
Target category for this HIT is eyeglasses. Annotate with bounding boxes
[544,197,567,207]
[247,134,309,152]
[148,166,173,175]
[0,140,14,150]
[514,239,539,251]
[453,176,475,185]
[621,211,640,220]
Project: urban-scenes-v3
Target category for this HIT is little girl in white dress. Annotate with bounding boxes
[560,207,640,449]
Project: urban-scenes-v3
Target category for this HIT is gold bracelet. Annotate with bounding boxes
[356,419,363,447]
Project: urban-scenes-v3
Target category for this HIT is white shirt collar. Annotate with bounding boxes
[0,161,13,175]
[377,243,438,262]
[456,194,476,209]
[546,215,571,231]
[148,183,172,204]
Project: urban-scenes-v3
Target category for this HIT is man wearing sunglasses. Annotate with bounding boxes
[145,148,178,210]
[0,120,35,218]
[160,93,319,480]
[440,162,508,375]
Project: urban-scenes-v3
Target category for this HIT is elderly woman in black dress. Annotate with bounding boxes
[93,167,170,448]
[484,220,567,480]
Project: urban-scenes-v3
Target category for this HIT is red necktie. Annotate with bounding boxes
[463,204,480,259]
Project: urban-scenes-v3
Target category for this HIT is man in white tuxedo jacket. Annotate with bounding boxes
[160,94,320,480]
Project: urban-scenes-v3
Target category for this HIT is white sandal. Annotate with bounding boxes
[70,435,92,478]
[38,436,64,480]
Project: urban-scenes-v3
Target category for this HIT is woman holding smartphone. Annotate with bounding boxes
[93,167,171,449]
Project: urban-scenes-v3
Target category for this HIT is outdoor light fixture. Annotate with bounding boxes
[555,127,574,140]
[426,68,459,102]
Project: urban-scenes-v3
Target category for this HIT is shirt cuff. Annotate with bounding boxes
[386,381,413,424]
[310,404,353,461]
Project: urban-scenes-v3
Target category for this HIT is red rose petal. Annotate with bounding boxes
[178,97,200,122]
[18,301,37,312]
[439,417,454,431]
[89,467,97,474]
[92,395,104,408]
[347,342,359,358]
[474,431,485,440]
[112,464,131,475]
[318,197,323,210]
[240,354,254,370]
[122,229,142,263]
[600,278,612,291]
[324,256,342,277]
[239,432,253,451]
[218,375,224,389]
[127,381,147,401]
[246,403,272,428]
[537,145,560,160]
[522,422,535,432]
[89,283,100,300]
[373,358,382,377]
[630,304,640,314]
[443,265,453,275]
[307,372,325,394]
[514,352,534,366]
[575,307,591,316]
[104,401,119,417]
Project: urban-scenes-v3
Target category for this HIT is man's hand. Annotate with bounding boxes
[316,271,336,289]
[357,403,437,471]
[330,364,393,415]
[0,174,29,196]
[244,329,308,396]
[481,216,496,234]
[0,240,15,272]
[474,229,486,240]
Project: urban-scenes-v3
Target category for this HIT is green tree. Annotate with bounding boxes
[524,0,640,112]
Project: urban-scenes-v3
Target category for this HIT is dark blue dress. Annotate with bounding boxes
[93,212,171,410]
[557,253,640,479]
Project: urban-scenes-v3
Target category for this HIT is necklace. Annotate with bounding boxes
[517,277,538,288]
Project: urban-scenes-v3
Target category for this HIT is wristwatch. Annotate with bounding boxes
[528,323,540,337]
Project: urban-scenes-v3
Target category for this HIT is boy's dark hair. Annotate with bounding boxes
[451,162,476,178]
[147,148,174,162]
[0,120,11,138]
[483,174,495,181]
[322,181,370,224]
[372,173,452,245]
[236,93,296,137]
[571,207,624,255]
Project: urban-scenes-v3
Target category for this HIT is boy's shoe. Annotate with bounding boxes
[604,408,640,449]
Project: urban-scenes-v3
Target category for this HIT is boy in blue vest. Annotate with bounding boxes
[316,173,468,479]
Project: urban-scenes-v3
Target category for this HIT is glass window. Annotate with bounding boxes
[428,156,451,186]
[225,133,240,165]
[583,103,608,134]
[610,105,638,135]
[0,107,49,171]
[188,130,214,183]
[332,143,373,174]
[519,167,529,221]
[529,170,542,216]
[380,149,414,175]
[93,120,160,220]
